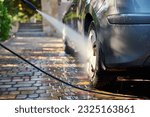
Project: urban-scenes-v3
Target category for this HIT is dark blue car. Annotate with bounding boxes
[63,0,150,88]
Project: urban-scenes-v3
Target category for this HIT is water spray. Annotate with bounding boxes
[22,0,88,59]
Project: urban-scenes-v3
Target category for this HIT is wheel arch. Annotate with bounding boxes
[84,13,93,35]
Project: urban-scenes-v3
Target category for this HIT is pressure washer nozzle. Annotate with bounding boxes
[22,0,37,11]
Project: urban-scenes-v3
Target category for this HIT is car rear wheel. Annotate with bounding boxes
[87,22,116,88]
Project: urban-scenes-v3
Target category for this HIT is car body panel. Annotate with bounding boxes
[63,0,150,70]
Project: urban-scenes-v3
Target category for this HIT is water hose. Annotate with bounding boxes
[22,0,37,11]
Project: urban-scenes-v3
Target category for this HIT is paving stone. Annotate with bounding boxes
[40,93,50,97]
[7,88,17,91]
[62,96,74,100]
[18,72,33,76]
[12,78,24,82]
[17,81,35,84]
[35,97,48,100]
[0,75,8,78]
[28,94,39,98]
[0,85,12,88]
[39,86,51,90]
[5,82,17,85]
[10,74,24,77]
[2,92,9,95]
[9,91,20,95]
[0,82,4,85]
[0,79,12,82]
[24,78,30,81]
[18,87,38,91]
[31,76,39,79]
[22,76,30,79]
[21,91,35,95]
[16,94,27,99]
[0,95,16,100]
[31,78,43,81]
[36,90,46,94]
[33,83,42,87]
[50,96,59,100]
[42,83,49,86]
[34,72,42,76]
[13,84,32,88]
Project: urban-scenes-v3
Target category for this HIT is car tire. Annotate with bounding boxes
[87,21,116,89]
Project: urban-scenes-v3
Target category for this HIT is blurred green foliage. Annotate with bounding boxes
[2,0,41,23]
[0,0,42,41]
[16,0,42,23]
[3,0,19,17]
[0,1,11,41]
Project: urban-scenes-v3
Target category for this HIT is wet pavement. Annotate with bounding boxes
[0,36,149,100]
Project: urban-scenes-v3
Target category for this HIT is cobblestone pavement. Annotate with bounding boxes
[0,36,139,100]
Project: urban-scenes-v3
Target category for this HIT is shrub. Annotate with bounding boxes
[0,1,11,41]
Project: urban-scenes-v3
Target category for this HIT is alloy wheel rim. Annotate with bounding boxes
[87,29,97,79]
